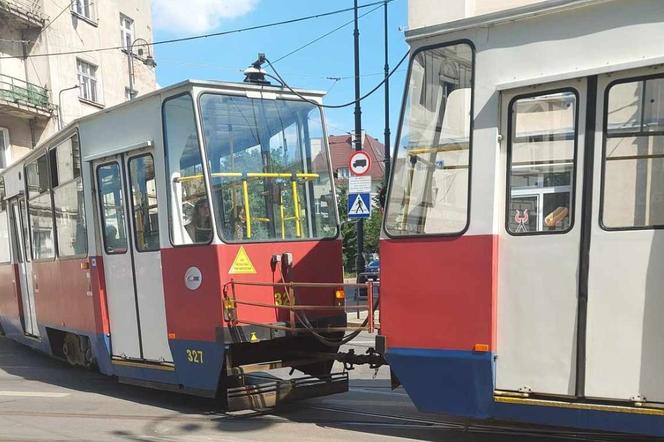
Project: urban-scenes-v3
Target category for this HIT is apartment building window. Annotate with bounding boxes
[0,128,8,169]
[77,59,98,103]
[72,0,94,21]
[121,14,134,50]
[337,167,350,178]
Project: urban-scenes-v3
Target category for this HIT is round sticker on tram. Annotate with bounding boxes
[184,267,203,291]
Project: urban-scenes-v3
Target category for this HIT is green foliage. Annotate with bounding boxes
[337,183,383,273]
[337,185,357,272]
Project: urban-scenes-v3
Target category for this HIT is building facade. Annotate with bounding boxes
[0,0,155,169]
[329,132,385,194]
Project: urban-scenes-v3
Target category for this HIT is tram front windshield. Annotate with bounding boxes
[199,94,337,242]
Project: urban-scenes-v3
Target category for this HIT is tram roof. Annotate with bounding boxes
[405,0,614,42]
[0,79,326,176]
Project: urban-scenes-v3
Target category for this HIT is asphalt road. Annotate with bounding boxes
[0,333,641,442]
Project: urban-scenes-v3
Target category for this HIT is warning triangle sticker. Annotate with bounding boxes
[229,246,257,274]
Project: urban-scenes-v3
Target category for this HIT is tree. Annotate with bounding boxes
[337,184,357,272]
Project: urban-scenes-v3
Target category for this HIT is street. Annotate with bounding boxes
[0,333,638,442]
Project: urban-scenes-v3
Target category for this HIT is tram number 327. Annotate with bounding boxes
[186,349,204,364]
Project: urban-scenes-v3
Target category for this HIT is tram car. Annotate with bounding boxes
[379,0,664,437]
[0,73,350,408]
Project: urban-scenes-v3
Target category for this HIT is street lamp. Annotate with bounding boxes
[126,37,156,100]
[58,85,79,130]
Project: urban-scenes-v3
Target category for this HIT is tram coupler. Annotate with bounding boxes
[311,347,387,371]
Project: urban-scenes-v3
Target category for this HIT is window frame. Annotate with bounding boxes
[0,127,9,170]
[96,161,130,255]
[51,133,87,260]
[24,153,56,262]
[77,59,99,104]
[71,0,95,22]
[127,153,160,253]
[120,14,134,51]
[383,39,476,239]
[196,90,340,244]
[0,207,10,265]
[600,73,664,232]
[162,92,214,248]
[504,87,580,237]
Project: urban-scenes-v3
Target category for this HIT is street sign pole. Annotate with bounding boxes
[383,0,391,185]
[353,0,366,275]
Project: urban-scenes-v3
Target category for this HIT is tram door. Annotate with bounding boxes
[584,67,664,403]
[497,81,586,396]
[94,149,172,363]
[8,197,39,337]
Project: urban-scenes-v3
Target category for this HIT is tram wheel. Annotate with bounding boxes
[62,334,82,366]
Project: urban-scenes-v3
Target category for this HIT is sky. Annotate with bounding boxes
[152,0,409,145]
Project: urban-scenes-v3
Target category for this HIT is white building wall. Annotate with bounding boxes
[408,0,548,30]
[0,0,156,169]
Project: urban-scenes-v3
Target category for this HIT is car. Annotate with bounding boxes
[357,259,380,298]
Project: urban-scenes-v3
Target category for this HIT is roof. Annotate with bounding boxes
[1,79,327,175]
[405,0,614,41]
[328,133,385,181]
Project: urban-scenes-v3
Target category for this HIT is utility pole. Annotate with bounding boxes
[353,0,365,275]
[383,0,391,184]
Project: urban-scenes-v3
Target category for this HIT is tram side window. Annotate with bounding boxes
[506,91,577,234]
[97,163,128,254]
[26,155,55,260]
[52,134,87,257]
[0,177,9,263]
[385,43,473,236]
[163,94,212,245]
[129,155,160,252]
[603,77,664,229]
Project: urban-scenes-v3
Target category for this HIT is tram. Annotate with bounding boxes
[379,0,664,437]
[0,73,353,408]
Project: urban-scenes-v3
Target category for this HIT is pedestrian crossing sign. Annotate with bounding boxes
[348,192,371,220]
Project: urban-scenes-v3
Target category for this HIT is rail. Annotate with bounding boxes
[0,74,51,112]
[222,279,378,334]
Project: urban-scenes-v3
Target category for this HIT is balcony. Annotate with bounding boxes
[0,0,45,28]
[0,74,52,119]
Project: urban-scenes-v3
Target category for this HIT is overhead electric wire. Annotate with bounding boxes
[272,1,391,64]
[0,0,391,60]
[41,0,73,33]
[263,52,409,109]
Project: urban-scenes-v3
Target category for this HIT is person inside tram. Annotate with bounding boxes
[104,224,126,253]
[186,198,213,243]
[232,205,246,241]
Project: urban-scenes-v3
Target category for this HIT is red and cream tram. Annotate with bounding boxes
[379,0,664,437]
[0,76,351,407]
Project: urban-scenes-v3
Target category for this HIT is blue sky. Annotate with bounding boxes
[153,0,409,144]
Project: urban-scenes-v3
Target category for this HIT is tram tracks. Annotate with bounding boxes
[305,405,646,441]
[0,402,651,441]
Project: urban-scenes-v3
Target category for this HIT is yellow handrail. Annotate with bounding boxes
[407,144,468,155]
[280,202,286,240]
[174,172,320,183]
[242,179,251,238]
[291,180,302,238]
